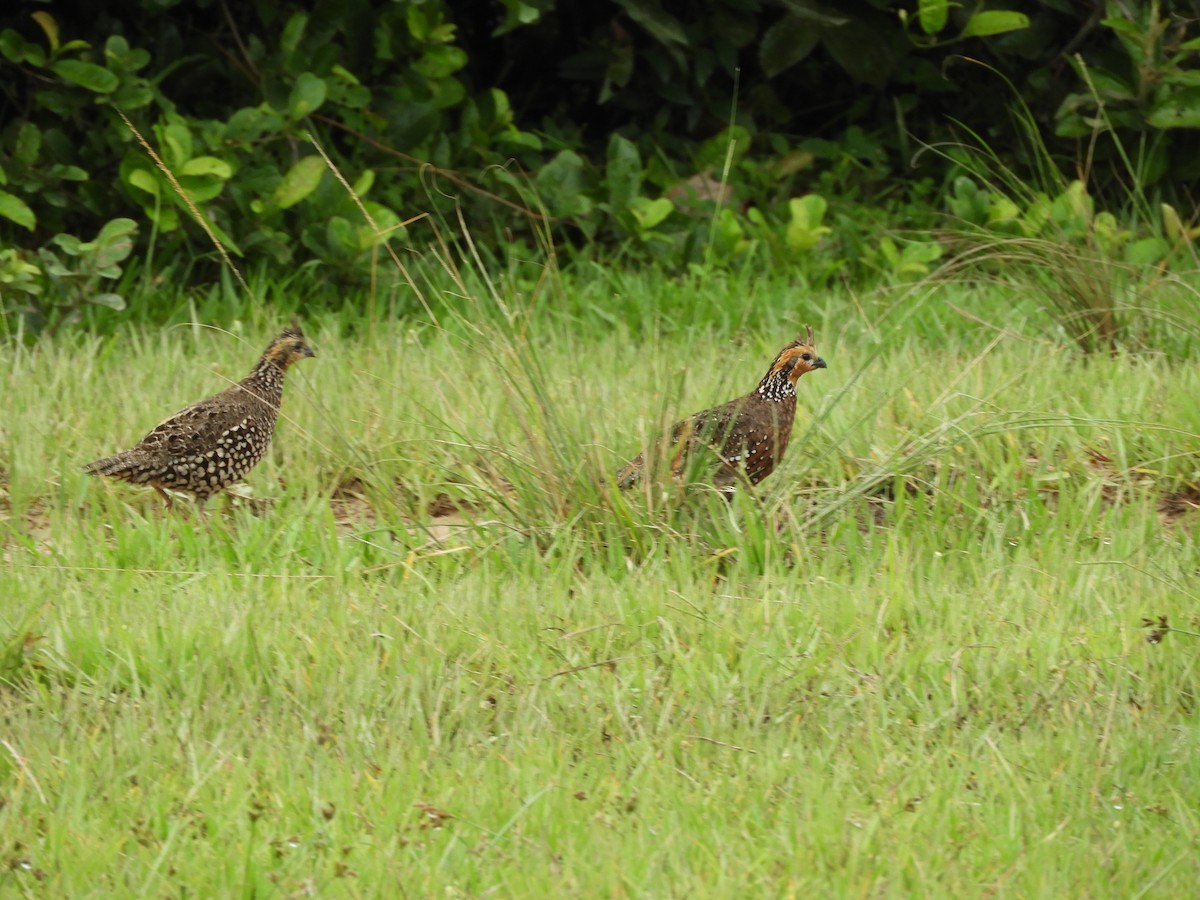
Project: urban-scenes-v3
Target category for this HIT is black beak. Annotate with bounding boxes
[812,357,827,369]
[304,346,316,358]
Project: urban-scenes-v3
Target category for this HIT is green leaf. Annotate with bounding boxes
[357,202,401,248]
[331,64,361,85]
[629,197,673,231]
[493,0,548,36]
[1147,88,1200,129]
[0,29,23,63]
[146,204,179,231]
[352,169,375,197]
[614,0,687,45]
[31,11,59,52]
[0,190,35,230]
[96,217,137,242]
[535,150,591,218]
[786,194,830,252]
[274,156,325,209]
[774,0,848,27]
[103,35,129,65]
[1087,69,1136,101]
[126,168,160,198]
[413,45,468,79]
[819,15,904,87]
[89,293,127,310]
[39,249,73,276]
[225,105,285,141]
[93,218,138,268]
[1091,211,1127,252]
[14,121,41,167]
[600,45,634,103]
[917,0,949,35]
[710,207,748,257]
[104,34,150,73]
[483,88,514,128]
[696,125,751,171]
[0,29,46,66]
[1163,70,1200,88]
[959,11,1030,39]
[407,4,433,41]
[1125,236,1169,266]
[498,130,542,150]
[51,59,119,93]
[889,238,943,276]
[199,216,241,256]
[878,236,899,267]
[426,76,466,110]
[175,175,224,204]
[0,252,42,292]
[325,80,372,110]
[50,234,85,256]
[987,196,1022,229]
[158,121,193,169]
[288,73,327,119]
[180,157,233,179]
[1049,180,1093,231]
[326,216,357,254]
[281,13,308,59]
[760,15,819,78]
[112,79,156,110]
[1161,203,1184,243]
[606,134,642,211]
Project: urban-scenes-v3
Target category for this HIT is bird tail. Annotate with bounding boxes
[83,450,142,477]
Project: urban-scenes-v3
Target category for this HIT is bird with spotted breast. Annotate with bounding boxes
[84,321,315,509]
[616,327,826,491]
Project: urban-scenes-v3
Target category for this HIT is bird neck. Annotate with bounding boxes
[243,358,287,405]
[756,374,796,403]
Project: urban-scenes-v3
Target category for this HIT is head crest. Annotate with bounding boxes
[281,316,305,340]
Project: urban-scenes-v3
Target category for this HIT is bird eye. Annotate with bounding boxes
[801,353,812,361]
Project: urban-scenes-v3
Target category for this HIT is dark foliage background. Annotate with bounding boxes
[1,0,1198,321]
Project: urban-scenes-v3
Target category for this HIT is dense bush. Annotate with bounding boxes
[0,1,531,277]
[1,0,1198,327]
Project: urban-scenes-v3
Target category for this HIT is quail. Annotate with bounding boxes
[617,327,826,491]
[84,321,315,508]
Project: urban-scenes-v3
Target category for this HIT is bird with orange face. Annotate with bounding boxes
[616,327,827,491]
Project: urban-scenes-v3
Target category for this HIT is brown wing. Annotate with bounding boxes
[664,398,745,478]
[680,396,794,486]
[618,393,788,489]
[678,398,743,451]
[132,385,269,464]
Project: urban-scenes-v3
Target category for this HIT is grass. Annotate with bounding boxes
[1,269,1198,896]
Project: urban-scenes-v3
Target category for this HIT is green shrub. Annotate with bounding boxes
[1,0,1198,311]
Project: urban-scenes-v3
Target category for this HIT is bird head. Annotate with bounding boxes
[262,318,317,369]
[761,325,827,389]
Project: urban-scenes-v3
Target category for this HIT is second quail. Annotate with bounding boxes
[84,321,315,508]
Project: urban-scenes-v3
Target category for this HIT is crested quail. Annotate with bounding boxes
[84,321,315,508]
[616,327,826,491]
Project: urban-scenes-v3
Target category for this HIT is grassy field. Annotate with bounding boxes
[1,272,1198,896]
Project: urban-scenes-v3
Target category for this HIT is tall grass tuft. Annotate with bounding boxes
[921,60,1200,354]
